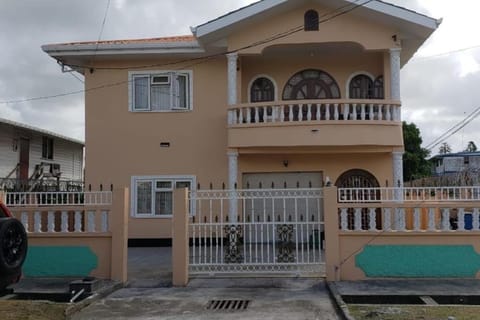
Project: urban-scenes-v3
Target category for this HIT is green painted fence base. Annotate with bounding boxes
[356,245,480,278]
[23,246,98,277]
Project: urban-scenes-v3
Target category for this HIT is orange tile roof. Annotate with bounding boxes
[53,35,197,46]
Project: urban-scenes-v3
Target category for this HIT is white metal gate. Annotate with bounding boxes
[188,188,325,275]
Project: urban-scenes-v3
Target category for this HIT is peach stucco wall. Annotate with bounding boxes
[84,6,403,239]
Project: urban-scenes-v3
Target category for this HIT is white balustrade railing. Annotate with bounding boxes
[4,191,112,207]
[339,204,480,233]
[228,99,401,125]
[189,189,324,274]
[10,207,110,234]
[338,187,480,203]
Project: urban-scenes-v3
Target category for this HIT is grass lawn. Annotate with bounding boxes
[349,305,480,320]
[0,300,68,320]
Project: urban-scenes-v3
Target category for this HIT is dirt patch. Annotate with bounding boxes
[0,300,68,320]
[349,305,480,320]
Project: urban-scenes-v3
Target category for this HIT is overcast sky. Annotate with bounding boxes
[0,0,479,154]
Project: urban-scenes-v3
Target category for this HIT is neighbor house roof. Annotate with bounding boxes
[0,117,84,146]
[430,152,480,160]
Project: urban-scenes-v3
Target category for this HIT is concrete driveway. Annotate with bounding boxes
[69,247,339,319]
[71,278,340,320]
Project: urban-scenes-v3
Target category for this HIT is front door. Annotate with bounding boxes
[19,138,30,181]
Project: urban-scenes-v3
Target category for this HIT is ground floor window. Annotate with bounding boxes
[131,175,195,217]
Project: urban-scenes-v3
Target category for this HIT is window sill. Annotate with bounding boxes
[131,214,194,219]
[130,109,192,113]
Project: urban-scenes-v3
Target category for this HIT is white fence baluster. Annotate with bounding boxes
[307,104,312,121]
[368,103,374,120]
[254,106,259,123]
[21,212,29,232]
[298,104,304,122]
[360,104,366,120]
[34,211,42,232]
[74,210,82,232]
[289,105,294,121]
[343,103,349,120]
[458,208,465,231]
[334,103,339,120]
[368,208,376,231]
[47,211,55,233]
[383,208,391,231]
[316,103,321,120]
[413,208,421,231]
[87,211,95,232]
[61,211,69,232]
[386,105,391,120]
[473,208,480,231]
[280,105,285,122]
[428,208,436,231]
[325,104,330,120]
[441,208,450,231]
[352,103,357,120]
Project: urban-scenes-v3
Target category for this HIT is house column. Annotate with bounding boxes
[393,151,404,201]
[389,48,401,101]
[227,52,238,106]
[228,149,238,222]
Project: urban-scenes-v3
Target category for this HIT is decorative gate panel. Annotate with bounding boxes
[189,189,324,275]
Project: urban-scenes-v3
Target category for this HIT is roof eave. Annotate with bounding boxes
[42,42,204,57]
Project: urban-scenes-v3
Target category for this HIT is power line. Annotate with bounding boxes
[0,0,372,105]
[424,106,480,151]
[91,0,112,64]
[411,44,480,62]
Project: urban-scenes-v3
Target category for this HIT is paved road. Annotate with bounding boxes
[72,278,340,320]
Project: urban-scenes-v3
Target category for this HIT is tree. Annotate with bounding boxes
[465,141,477,152]
[403,122,431,181]
[438,142,452,155]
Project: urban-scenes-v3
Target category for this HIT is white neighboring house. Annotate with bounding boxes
[0,117,84,191]
[432,152,480,175]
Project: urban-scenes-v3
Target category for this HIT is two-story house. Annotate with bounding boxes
[42,0,439,241]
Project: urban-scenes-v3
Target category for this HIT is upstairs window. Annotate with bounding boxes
[250,77,275,102]
[42,136,54,160]
[304,10,319,31]
[373,76,384,99]
[349,74,374,99]
[130,71,192,111]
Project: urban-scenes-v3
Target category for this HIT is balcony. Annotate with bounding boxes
[227,99,403,149]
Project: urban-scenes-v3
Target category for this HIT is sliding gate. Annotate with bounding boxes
[189,188,324,275]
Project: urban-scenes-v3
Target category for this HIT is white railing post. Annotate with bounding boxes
[458,208,465,231]
[334,103,339,120]
[428,208,436,231]
[441,208,451,231]
[340,208,348,231]
[74,210,82,232]
[101,210,109,232]
[368,208,376,231]
[87,211,95,232]
[21,212,29,232]
[34,211,42,233]
[383,208,391,231]
[473,208,480,231]
[413,208,421,231]
[61,211,69,232]
[354,208,362,231]
[47,211,55,233]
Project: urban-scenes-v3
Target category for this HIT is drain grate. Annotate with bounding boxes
[206,299,250,311]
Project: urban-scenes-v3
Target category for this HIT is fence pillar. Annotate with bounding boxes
[324,187,341,281]
[110,187,129,283]
[172,188,189,286]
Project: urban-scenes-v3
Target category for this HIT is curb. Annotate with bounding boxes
[65,281,124,319]
[326,281,356,320]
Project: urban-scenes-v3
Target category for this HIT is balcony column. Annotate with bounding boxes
[393,151,404,201]
[227,52,238,106]
[389,48,401,101]
[227,149,238,222]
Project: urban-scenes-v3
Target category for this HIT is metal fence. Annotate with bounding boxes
[5,191,112,207]
[189,189,325,275]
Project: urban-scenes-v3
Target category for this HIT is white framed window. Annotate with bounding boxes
[131,175,195,218]
[129,71,193,112]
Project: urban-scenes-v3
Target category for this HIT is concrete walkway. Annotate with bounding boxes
[71,278,340,320]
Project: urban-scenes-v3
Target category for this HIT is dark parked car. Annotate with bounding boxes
[0,202,27,291]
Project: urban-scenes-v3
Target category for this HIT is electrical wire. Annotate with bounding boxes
[411,44,480,62]
[0,0,372,105]
[424,106,480,151]
[91,0,112,64]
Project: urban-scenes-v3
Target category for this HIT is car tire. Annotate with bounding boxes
[0,217,28,274]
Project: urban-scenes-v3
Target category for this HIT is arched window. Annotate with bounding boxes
[283,69,340,100]
[373,76,384,99]
[304,10,319,31]
[335,169,379,188]
[250,77,275,102]
[349,74,374,99]
[335,169,381,230]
